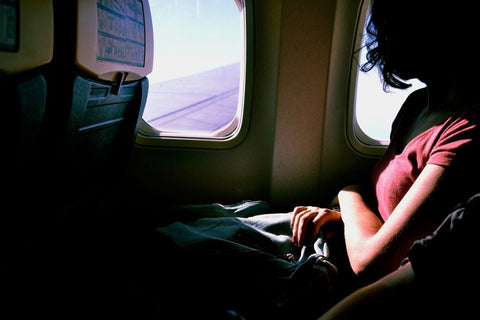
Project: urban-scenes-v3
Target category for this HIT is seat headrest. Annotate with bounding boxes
[0,0,54,77]
[75,0,154,82]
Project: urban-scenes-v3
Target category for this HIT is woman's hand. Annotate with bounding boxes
[290,206,341,246]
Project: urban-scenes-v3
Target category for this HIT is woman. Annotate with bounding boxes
[291,0,480,284]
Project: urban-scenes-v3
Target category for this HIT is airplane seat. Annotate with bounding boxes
[48,0,153,215]
[0,0,54,234]
[0,0,53,186]
[0,0,54,309]
[29,1,155,313]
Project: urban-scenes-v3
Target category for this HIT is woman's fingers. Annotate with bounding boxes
[312,208,342,240]
[291,206,308,228]
[291,207,342,246]
[291,206,320,246]
[312,208,340,225]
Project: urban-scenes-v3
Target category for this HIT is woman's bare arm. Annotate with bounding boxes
[339,164,450,280]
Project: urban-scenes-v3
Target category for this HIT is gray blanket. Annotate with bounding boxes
[156,200,338,318]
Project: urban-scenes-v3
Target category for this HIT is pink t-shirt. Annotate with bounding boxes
[371,90,480,222]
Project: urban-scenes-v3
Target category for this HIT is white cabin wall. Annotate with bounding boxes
[270,0,380,207]
[269,0,336,207]
[126,0,379,211]
[319,0,380,204]
[126,0,284,207]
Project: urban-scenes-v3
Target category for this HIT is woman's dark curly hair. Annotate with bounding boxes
[360,0,413,90]
[360,0,477,91]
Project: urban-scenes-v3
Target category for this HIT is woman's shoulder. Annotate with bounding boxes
[429,102,480,167]
[443,102,480,132]
[456,103,480,119]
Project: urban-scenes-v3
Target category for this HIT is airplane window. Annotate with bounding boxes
[141,0,245,141]
[350,0,425,151]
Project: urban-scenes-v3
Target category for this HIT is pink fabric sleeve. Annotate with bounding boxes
[428,109,480,167]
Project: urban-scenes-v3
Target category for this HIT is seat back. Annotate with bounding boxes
[0,0,54,171]
[0,0,54,302]
[50,0,153,206]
